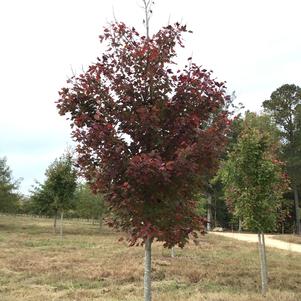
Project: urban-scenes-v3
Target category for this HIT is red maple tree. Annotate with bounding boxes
[57,22,231,248]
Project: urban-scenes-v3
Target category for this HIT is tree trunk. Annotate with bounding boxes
[262,233,268,285]
[142,0,151,39]
[144,237,152,301]
[293,186,300,235]
[53,212,57,234]
[258,232,268,296]
[99,214,103,230]
[171,247,175,258]
[207,194,212,231]
[258,233,264,294]
[214,197,217,228]
[60,210,64,239]
[238,218,242,232]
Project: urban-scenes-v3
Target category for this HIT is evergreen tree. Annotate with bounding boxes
[0,157,21,213]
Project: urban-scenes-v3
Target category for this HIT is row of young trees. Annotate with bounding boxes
[0,153,105,237]
[25,153,105,237]
[2,96,299,235]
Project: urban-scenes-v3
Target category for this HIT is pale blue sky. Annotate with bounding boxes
[1,0,300,195]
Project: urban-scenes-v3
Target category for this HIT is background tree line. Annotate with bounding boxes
[189,84,301,234]
[0,83,300,235]
[0,153,105,235]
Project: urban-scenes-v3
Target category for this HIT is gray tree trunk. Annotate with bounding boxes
[238,218,243,232]
[258,233,264,293]
[258,232,268,296]
[53,212,57,234]
[99,214,103,230]
[60,210,64,239]
[262,233,268,284]
[207,194,212,231]
[238,218,242,232]
[214,197,217,228]
[171,246,175,258]
[294,186,300,235]
[144,237,152,301]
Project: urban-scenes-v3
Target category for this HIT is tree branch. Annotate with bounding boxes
[142,0,154,39]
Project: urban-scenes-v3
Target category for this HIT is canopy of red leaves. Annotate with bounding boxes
[57,22,231,247]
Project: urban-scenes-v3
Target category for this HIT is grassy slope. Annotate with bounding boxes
[272,234,301,245]
[0,215,300,301]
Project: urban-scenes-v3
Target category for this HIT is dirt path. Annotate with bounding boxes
[211,232,301,254]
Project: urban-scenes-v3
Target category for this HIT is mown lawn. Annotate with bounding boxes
[0,215,300,301]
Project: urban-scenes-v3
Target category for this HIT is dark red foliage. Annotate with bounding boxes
[57,22,231,247]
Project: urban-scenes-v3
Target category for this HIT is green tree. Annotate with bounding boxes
[44,153,77,237]
[219,116,288,295]
[27,181,56,217]
[209,180,233,229]
[212,112,281,230]
[0,157,21,213]
[263,84,301,234]
[75,183,105,228]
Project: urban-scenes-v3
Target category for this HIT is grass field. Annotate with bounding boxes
[272,234,301,245]
[0,215,300,301]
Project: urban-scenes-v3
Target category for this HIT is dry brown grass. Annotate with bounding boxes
[272,234,301,245]
[0,215,300,301]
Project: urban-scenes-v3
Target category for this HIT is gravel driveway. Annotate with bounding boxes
[211,232,301,254]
